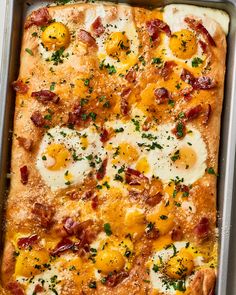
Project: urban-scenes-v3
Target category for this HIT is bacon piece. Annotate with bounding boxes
[142,117,152,131]
[32,203,54,228]
[96,159,108,180]
[75,220,99,248]
[180,68,195,85]
[120,88,131,115]
[125,68,136,83]
[12,80,29,94]
[154,87,169,104]
[176,184,190,195]
[125,168,148,185]
[180,86,194,101]
[25,7,51,29]
[194,217,210,239]
[172,120,186,139]
[91,17,105,36]
[145,192,162,206]
[78,29,96,46]
[6,281,25,295]
[100,128,109,143]
[33,284,44,293]
[30,111,45,127]
[171,226,183,241]
[31,90,60,104]
[63,217,80,236]
[160,61,176,81]
[51,237,74,256]
[146,19,171,42]
[199,40,207,53]
[20,165,29,185]
[146,227,160,240]
[185,104,203,121]
[180,69,215,90]
[105,271,129,287]
[17,137,33,151]
[17,234,38,249]
[68,102,82,125]
[193,76,216,90]
[203,104,212,124]
[91,195,99,210]
[185,17,216,47]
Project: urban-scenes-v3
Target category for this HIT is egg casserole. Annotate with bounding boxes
[1,2,229,295]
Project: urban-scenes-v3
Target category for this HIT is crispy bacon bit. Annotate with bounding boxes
[63,217,79,236]
[17,234,38,249]
[17,137,33,151]
[31,90,60,104]
[32,203,54,228]
[91,17,105,36]
[185,17,216,47]
[180,86,194,101]
[125,168,148,185]
[199,40,207,53]
[160,61,176,81]
[91,195,99,210]
[125,68,136,83]
[7,281,25,295]
[120,88,131,115]
[146,19,171,42]
[33,284,44,293]
[185,104,203,121]
[154,87,169,104]
[105,271,129,287]
[12,80,29,94]
[78,29,96,46]
[25,7,51,29]
[180,69,215,90]
[203,104,212,124]
[100,128,109,143]
[51,237,74,256]
[172,120,186,139]
[193,76,216,90]
[68,102,82,125]
[20,165,29,185]
[176,184,190,195]
[180,68,195,85]
[142,117,152,131]
[146,227,160,240]
[171,227,183,241]
[96,158,108,180]
[145,192,162,206]
[194,217,210,239]
[76,219,99,248]
[30,111,45,127]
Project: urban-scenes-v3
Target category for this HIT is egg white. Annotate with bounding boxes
[36,126,106,191]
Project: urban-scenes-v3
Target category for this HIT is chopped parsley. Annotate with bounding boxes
[115,127,124,133]
[171,150,180,162]
[114,174,123,182]
[88,281,97,289]
[152,57,162,65]
[152,264,159,272]
[192,57,203,68]
[131,119,140,131]
[104,223,112,236]
[25,48,33,56]
[206,167,217,175]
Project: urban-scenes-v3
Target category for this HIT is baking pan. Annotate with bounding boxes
[0,0,236,294]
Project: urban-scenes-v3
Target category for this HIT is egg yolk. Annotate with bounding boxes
[105,32,130,59]
[173,146,197,169]
[42,22,70,50]
[169,29,197,59]
[165,248,194,279]
[136,157,150,174]
[115,142,139,164]
[95,249,125,274]
[124,209,146,236]
[44,143,71,170]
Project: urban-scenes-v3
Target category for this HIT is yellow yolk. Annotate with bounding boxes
[44,143,70,170]
[136,157,150,174]
[114,143,139,164]
[152,235,172,251]
[15,249,50,277]
[105,32,130,59]
[174,146,197,169]
[124,209,146,237]
[42,22,70,50]
[169,29,197,59]
[95,249,125,274]
[80,136,88,150]
[165,249,194,279]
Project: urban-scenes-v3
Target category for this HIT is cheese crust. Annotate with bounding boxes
[1,3,228,295]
